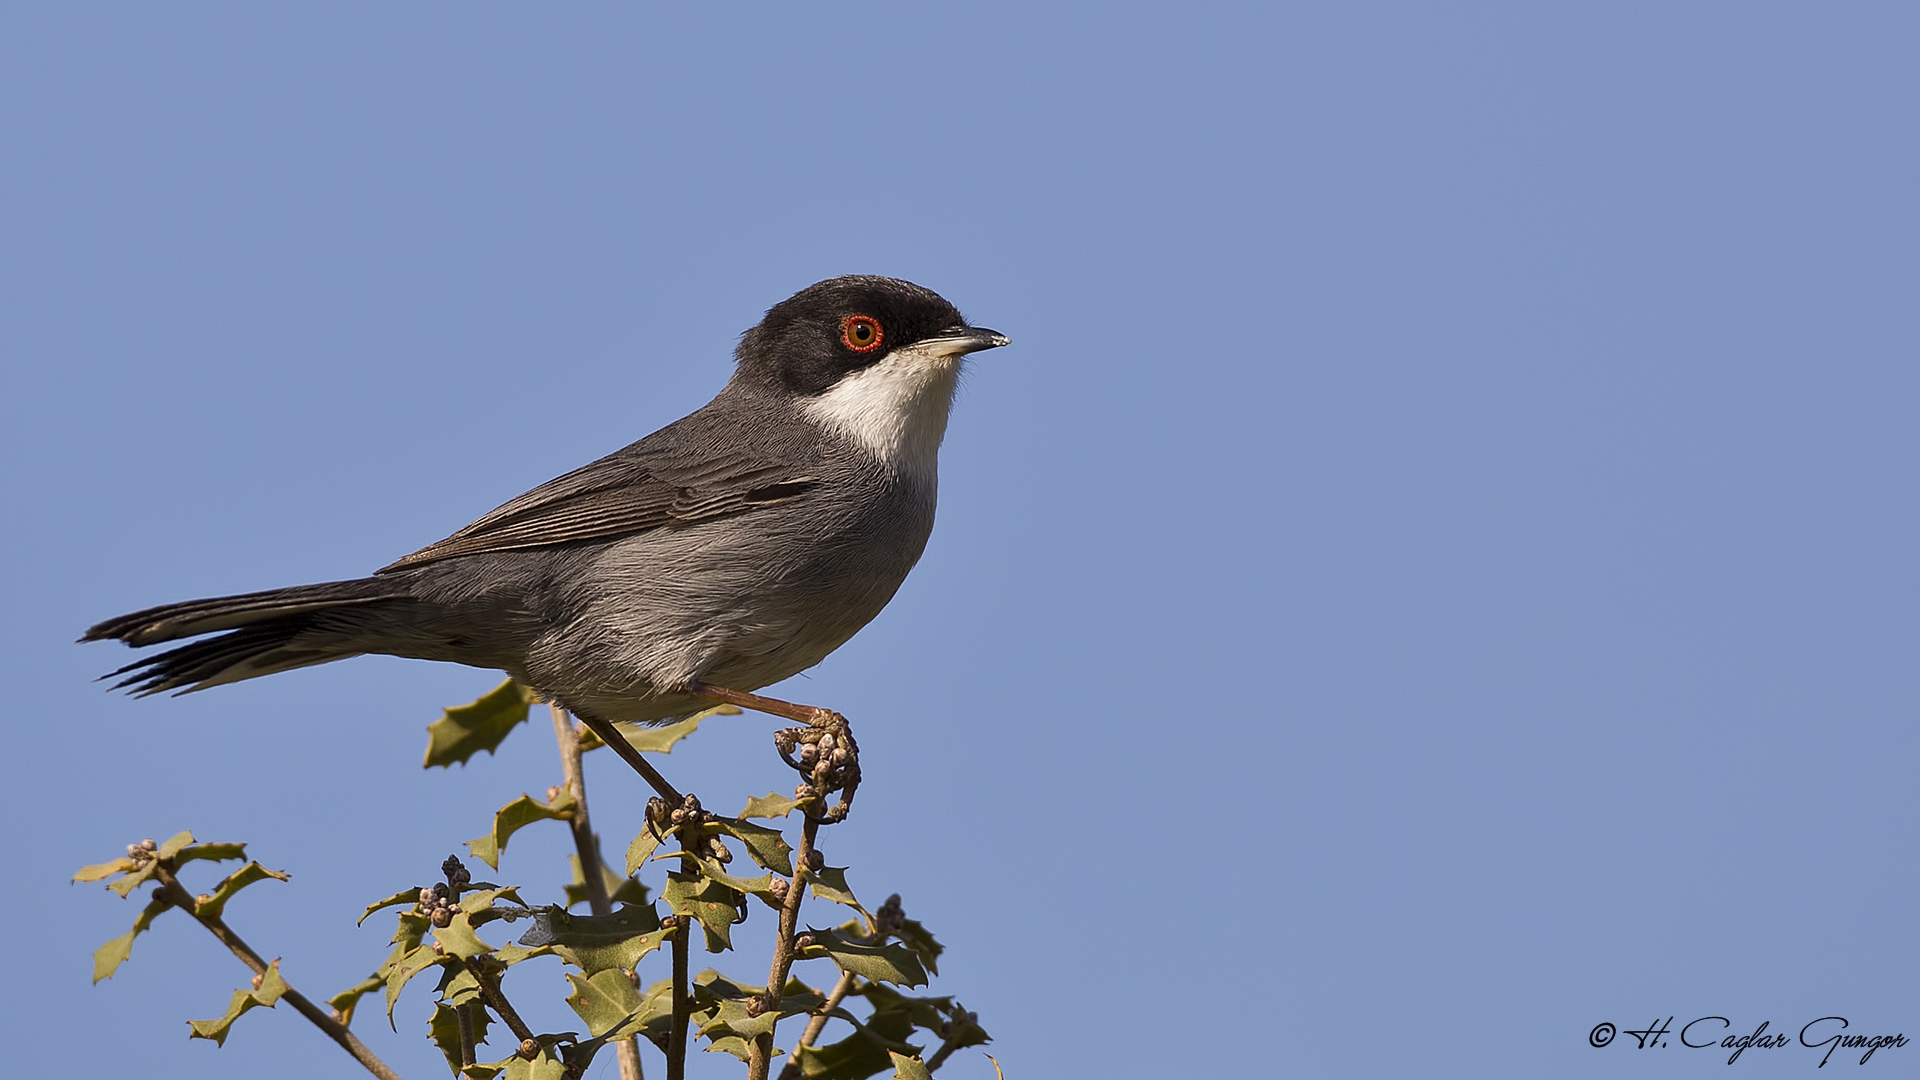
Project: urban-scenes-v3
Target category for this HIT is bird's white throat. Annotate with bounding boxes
[800,341,963,477]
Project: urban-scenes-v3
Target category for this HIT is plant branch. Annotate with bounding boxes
[551,704,645,1080]
[669,912,690,1080]
[775,970,854,1080]
[748,817,821,1080]
[460,957,537,1051]
[148,862,405,1080]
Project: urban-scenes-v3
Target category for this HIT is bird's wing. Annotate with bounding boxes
[376,433,822,574]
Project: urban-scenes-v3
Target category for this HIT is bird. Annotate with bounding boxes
[84,275,1009,787]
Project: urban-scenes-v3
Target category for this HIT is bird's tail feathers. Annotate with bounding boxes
[84,577,412,696]
[82,578,408,647]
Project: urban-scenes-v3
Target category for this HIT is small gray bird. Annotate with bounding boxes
[85,276,1008,763]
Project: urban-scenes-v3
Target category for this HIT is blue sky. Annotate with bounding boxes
[4,4,1916,1077]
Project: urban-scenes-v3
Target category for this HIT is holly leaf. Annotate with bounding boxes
[713,818,793,876]
[467,789,575,870]
[491,941,561,967]
[625,826,666,876]
[188,959,288,1046]
[563,968,649,1039]
[740,792,799,820]
[176,841,248,866]
[156,831,195,859]
[327,975,383,1028]
[385,944,450,1027]
[808,867,860,909]
[472,1044,570,1080]
[424,679,542,769]
[360,887,424,926]
[811,929,927,988]
[458,886,528,915]
[73,856,135,883]
[694,855,776,900]
[193,861,290,919]
[434,912,495,960]
[888,1053,934,1080]
[564,852,648,909]
[429,1001,493,1075]
[520,905,667,976]
[92,894,170,983]
[788,1003,919,1080]
[664,873,741,952]
[892,919,944,979]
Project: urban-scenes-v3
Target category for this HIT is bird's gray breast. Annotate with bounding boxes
[537,458,937,700]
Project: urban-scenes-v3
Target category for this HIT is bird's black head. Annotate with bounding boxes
[734,275,1007,396]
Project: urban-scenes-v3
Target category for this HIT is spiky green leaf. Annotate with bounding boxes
[193,861,289,919]
[563,968,649,1039]
[808,866,860,909]
[328,975,383,1028]
[694,856,776,900]
[563,852,648,909]
[360,887,424,925]
[664,873,741,952]
[176,841,248,866]
[788,1003,919,1080]
[811,929,927,988]
[889,1053,934,1080]
[385,944,450,1027]
[73,856,135,883]
[519,905,667,975]
[434,912,495,960]
[188,959,288,1046]
[467,790,575,870]
[713,817,793,876]
[91,894,170,983]
[740,792,800,820]
[424,679,542,769]
[892,919,944,979]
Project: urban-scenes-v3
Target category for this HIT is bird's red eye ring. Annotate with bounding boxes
[841,315,884,353]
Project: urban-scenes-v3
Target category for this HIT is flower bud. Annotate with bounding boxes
[806,850,825,872]
[519,1038,540,1059]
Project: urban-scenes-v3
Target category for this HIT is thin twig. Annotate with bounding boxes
[552,705,614,915]
[149,863,405,1080]
[749,817,821,1080]
[669,912,690,1080]
[461,957,537,1049]
[456,1004,478,1066]
[551,704,644,1080]
[775,969,854,1080]
[444,861,480,1068]
[924,1028,969,1073]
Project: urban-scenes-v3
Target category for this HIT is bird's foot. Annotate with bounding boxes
[774,712,860,824]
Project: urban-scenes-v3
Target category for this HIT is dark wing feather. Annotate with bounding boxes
[378,406,826,574]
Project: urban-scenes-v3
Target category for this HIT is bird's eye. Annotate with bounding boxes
[840,315,884,354]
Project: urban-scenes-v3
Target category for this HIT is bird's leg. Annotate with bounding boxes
[685,682,862,823]
[570,710,685,805]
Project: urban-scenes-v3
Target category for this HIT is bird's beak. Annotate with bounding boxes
[922,326,1012,357]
